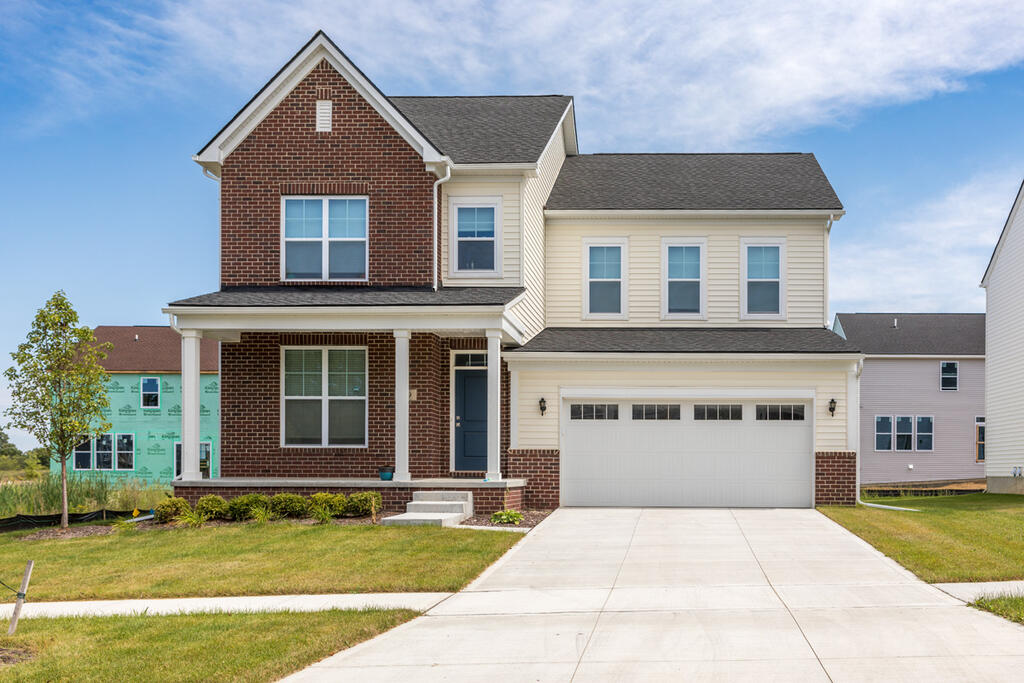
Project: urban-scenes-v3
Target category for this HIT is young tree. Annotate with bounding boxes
[4,292,111,528]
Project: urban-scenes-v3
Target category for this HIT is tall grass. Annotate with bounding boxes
[0,475,171,517]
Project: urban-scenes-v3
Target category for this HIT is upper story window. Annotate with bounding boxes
[450,197,501,277]
[141,377,160,408]
[976,417,985,462]
[282,197,367,282]
[662,239,706,319]
[282,347,367,448]
[741,238,786,320]
[583,238,628,319]
[940,361,959,391]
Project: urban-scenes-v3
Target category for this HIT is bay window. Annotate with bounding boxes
[283,196,368,281]
[282,347,367,447]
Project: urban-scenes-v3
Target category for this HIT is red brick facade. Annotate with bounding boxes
[815,451,857,505]
[507,449,560,509]
[219,59,436,287]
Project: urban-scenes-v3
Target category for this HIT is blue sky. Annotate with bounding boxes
[2,1,1023,448]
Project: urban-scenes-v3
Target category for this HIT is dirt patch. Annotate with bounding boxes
[0,646,32,666]
[20,525,118,541]
[460,510,553,529]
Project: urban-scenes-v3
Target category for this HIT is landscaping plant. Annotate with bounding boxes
[309,492,346,517]
[490,509,524,525]
[175,508,208,529]
[226,494,272,521]
[269,493,309,518]
[309,502,333,525]
[345,492,383,518]
[3,291,113,529]
[154,497,191,524]
[194,494,230,520]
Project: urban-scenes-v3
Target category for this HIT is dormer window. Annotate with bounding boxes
[282,196,368,281]
[449,197,501,277]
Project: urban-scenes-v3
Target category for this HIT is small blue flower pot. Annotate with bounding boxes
[379,467,395,481]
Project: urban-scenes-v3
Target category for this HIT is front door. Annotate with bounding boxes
[454,368,488,471]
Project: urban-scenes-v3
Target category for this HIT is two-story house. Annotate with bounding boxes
[833,313,985,487]
[981,179,1024,494]
[164,32,861,512]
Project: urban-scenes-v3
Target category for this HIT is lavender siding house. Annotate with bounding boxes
[834,313,985,485]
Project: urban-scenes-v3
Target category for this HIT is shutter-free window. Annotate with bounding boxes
[588,246,623,314]
[94,434,113,470]
[284,197,367,281]
[746,246,781,314]
[116,434,135,469]
[73,437,91,470]
[666,244,701,315]
[283,348,367,447]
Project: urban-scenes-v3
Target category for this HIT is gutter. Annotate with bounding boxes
[432,162,452,291]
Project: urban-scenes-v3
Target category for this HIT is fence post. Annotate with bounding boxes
[7,560,34,636]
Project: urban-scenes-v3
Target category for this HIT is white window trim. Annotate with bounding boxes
[115,433,135,470]
[280,196,370,283]
[72,437,92,471]
[661,237,707,320]
[280,346,369,448]
[940,360,959,392]
[140,376,160,409]
[582,237,628,321]
[740,237,787,321]
[448,196,503,278]
[174,441,213,478]
[915,415,935,453]
[873,415,893,452]
[976,416,985,463]
[93,433,114,471]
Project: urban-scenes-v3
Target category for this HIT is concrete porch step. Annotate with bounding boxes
[381,512,468,527]
[413,491,473,503]
[406,501,471,514]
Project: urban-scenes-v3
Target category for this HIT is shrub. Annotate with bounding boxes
[309,502,334,525]
[154,497,191,524]
[309,492,347,517]
[195,495,230,520]
[344,491,382,517]
[226,493,271,521]
[175,508,208,528]
[269,493,309,518]
[490,509,524,525]
[248,503,276,525]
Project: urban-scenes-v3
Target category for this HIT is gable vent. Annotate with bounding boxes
[315,100,332,132]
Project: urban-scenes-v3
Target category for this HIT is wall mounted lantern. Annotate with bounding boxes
[539,397,547,416]
[828,398,837,416]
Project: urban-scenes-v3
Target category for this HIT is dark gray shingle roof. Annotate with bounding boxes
[509,327,859,354]
[391,96,572,164]
[545,153,842,211]
[169,287,523,307]
[834,313,985,355]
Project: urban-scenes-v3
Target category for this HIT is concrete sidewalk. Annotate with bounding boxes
[935,580,1024,603]
[0,592,450,619]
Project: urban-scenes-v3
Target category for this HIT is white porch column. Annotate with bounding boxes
[393,330,411,483]
[486,330,502,481]
[180,329,202,482]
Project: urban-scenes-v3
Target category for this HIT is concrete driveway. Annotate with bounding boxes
[287,508,1024,682]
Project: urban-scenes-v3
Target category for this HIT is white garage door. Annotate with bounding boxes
[562,399,813,508]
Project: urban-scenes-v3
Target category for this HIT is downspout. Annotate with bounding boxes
[432,163,452,291]
[851,358,919,512]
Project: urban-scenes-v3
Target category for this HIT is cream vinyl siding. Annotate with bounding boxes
[509,360,850,452]
[985,195,1024,478]
[509,133,568,338]
[544,217,827,326]
[440,180,521,286]
[859,357,985,484]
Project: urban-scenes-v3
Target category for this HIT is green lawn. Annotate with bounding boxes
[819,493,1024,583]
[0,521,520,601]
[0,609,415,682]
[973,595,1024,626]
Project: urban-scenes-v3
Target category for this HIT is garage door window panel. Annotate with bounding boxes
[694,404,743,420]
[570,403,619,420]
[755,404,805,421]
[632,404,680,420]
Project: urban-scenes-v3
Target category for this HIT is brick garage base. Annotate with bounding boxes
[815,451,857,505]
[173,484,523,515]
[506,449,559,509]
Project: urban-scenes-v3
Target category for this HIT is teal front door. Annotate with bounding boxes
[454,369,487,471]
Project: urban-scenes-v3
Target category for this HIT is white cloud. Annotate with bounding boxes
[8,0,1024,147]
[829,170,1020,316]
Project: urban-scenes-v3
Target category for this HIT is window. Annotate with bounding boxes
[141,377,160,408]
[895,416,914,451]
[282,348,367,447]
[875,416,893,451]
[450,197,501,276]
[175,442,213,478]
[916,416,934,452]
[570,404,619,420]
[976,417,985,462]
[454,353,487,367]
[631,404,681,420]
[694,404,743,420]
[940,361,959,391]
[662,239,705,319]
[755,404,806,421]
[283,197,367,281]
[584,239,627,318]
[94,434,113,470]
[116,434,135,469]
[73,437,91,470]
[741,239,786,319]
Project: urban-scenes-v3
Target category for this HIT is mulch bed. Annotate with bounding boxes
[20,515,378,540]
[0,647,32,666]
[460,510,553,529]
[21,525,119,541]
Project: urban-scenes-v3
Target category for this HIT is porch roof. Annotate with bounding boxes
[169,286,525,307]
[508,327,861,354]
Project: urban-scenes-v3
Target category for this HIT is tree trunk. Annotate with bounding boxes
[60,457,68,530]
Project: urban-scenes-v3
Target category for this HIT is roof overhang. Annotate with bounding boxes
[163,304,525,345]
[543,209,846,222]
[504,352,863,364]
[981,178,1024,288]
[194,31,446,178]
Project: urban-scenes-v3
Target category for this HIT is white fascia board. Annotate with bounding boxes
[558,386,816,400]
[981,178,1024,288]
[561,100,579,155]
[504,352,863,365]
[449,163,538,176]
[544,209,846,221]
[864,354,985,360]
[195,34,444,174]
